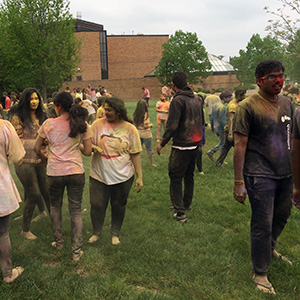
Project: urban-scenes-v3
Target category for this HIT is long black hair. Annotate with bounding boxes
[133,100,148,127]
[15,87,47,131]
[104,97,132,123]
[53,91,88,138]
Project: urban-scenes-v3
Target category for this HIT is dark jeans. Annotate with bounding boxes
[15,162,50,232]
[208,132,226,155]
[169,147,198,214]
[89,176,134,237]
[195,146,203,172]
[48,174,85,256]
[0,215,11,278]
[144,97,150,107]
[215,135,234,167]
[245,175,293,276]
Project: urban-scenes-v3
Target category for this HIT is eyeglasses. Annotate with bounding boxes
[260,74,286,82]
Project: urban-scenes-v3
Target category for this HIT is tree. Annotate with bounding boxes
[0,0,81,100]
[264,0,300,44]
[264,0,300,81]
[154,30,212,85]
[230,34,286,86]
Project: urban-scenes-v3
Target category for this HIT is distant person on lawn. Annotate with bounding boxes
[206,90,232,162]
[157,71,204,223]
[233,60,293,295]
[215,88,246,167]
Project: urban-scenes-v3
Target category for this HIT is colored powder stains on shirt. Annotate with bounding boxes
[235,93,293,178]
[90,118,142,185]
[156,100,170,120]
[38,114,93,176]
[0,120,25,216]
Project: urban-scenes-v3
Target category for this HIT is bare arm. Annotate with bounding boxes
[292,137,300,209]
[79,138,92,156]
[131,152,143,192]
[34,135,47,165]
[233,132,248,204]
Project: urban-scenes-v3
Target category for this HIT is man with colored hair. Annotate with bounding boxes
[233,60,293,295]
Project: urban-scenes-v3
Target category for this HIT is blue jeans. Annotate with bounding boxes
[169,147,198,214]
[208,132,226,155]
[48,174,85,257]
[89,176,134,237]
[140,137,153,158]
[245,175,292,275]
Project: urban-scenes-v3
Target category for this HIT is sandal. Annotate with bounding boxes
[272,250,292,265]
[253,275,276,295]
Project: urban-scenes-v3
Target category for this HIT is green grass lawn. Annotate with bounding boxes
[2,100,300,299]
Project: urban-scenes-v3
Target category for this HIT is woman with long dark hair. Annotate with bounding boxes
[12,87,50,240]
[34,91,92,262]
[88,97,143,245]
[133,99,156,166]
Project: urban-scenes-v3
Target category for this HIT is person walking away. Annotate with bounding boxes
[207,90,232,162]
[157,72,204,223]
[34,91,92,262]
[233,60,293,295]
[133,99,156,167]
[204,89,220,127]
[142,87,150,107]
[215,89,246,167]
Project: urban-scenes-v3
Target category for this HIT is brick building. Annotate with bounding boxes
[63,19,239,100]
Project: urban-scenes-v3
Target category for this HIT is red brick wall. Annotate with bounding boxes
[75,32,102,81]
[107,35,169,79]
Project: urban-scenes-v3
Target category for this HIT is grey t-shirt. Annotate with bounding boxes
[235,93,293,179]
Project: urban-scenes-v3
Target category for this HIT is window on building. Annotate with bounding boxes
[100,31,108,79]
[76,76,82,81]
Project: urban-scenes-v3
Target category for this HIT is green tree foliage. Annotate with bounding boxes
[0,0,81,99]
[230,34,286,85]
[154,30,212,85]
[265,0,300,81]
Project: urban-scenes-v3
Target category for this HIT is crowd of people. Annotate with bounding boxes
[1,62,300,296]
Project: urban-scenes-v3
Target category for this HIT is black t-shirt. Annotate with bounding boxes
[235,93,293,179]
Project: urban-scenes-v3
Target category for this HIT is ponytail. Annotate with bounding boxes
[68,105,88,138]
[53,91,88,138]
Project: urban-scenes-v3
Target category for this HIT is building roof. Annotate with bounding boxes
[75,19,104,32]
[144,54,235,77]
[208,54,235,73]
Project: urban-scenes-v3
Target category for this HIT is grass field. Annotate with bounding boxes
[1,100,300,299]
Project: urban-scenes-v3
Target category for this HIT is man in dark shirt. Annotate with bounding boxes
[233,60,293,295]
[157,71,203,223]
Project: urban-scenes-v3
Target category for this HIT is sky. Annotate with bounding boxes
[67,0,289,61]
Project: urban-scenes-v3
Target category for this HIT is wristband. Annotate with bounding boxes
[234,180,244,185]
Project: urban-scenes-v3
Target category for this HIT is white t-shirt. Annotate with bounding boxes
[90,118,142,185]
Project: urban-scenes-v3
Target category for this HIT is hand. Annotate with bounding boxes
[135,177,143,193]
[157,144,163,155]
[228,133,233,142]
[233,183,247,204]
[292,189,300,210]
